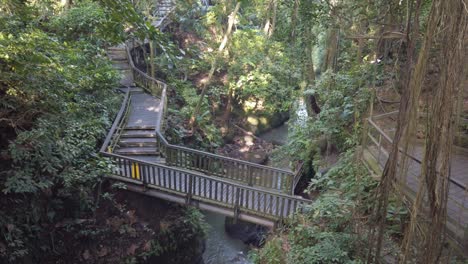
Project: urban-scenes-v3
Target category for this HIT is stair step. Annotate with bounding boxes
[120,137,157,142]
[128,87,144,93]
[107,46,126,51]
[112,62,130,70]
[115,147,159,155]
[131,155,166,164]
[119,138,157,147]
[119,142,157,147]
[118,87,144,93]
[118,69,134,87]
[107,53,127,62]
[121,130,157,138]
[125,126,156,130]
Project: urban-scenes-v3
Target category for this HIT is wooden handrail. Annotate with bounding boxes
[100,88,131,153]
[366,117,467,191]
[291,162,305,195]
[123,41,299,193]
[101,152,306,200]
[101,151,312,220]
[161,138,294,174]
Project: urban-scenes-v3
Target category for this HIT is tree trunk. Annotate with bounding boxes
[322,28,339,72]
[222,85,234,132]
[368,0,436,262]
[189,1,241,130]
[269,0,277,38]
[263,0,277,38]
[304,28,321,115]
[149,40,156,79]
[290,0,299,40]
[416,1,466,262]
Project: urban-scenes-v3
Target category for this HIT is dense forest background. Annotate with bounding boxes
[1,0,467,263]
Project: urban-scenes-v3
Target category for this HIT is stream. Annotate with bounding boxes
[201,124,289,264]
[258,98,307,146]
[202,99,308,264]
[202,212,251,264]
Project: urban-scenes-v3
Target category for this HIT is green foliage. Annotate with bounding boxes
[280,64,372,166]
[49,1,124,45]
[138,207,207,262]
[101,0,162,42]
[288,225,359,264]
[165,78,223,149]
[256,150,376,264]
[250,237,286,264]
[0,1,124,261]
[228,29,298,114]
[311,151,377,209]
[307,68,371,147]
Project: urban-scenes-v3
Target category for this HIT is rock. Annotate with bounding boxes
[241,111,290,135]
[243,151,268,164]
[224,217,268,247]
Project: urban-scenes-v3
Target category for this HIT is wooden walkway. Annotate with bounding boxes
[105,154,309,227]
[100,40,310,227]
[126,93,161,129]
[363,114,468,251]
[100,85,309,226]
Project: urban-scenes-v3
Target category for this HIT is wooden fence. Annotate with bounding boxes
[100,88,132,153]
[102,152,312,222]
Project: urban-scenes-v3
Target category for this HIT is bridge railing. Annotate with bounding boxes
[100,88,132,153]
[103,152,312,221]
[98,3,312,226]
[124,41,300,194]
[364,111,468,252]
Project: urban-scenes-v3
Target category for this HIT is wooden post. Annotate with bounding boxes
[186,175,193,205]
[377,133,382,164]
[291,175,296,196]
[233,188,241,223]
[286,174,293,194]
[279,198,285,223]
[247,166,253,186]
[142,165,148,191]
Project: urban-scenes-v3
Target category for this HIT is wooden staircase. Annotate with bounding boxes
[116,127,159,156]
[153,0,174,27]
[99,2,313,228]
[107,45,134,87]
[107,48,161,160]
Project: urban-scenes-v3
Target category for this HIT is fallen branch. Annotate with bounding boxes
[377,96,400,104]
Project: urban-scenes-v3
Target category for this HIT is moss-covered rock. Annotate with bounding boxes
[240,111,289,136]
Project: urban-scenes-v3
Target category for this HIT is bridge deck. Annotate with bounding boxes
[367,145,468,226]
[102,84,307,226]
[127,93,161,129]
[105,153,309,227]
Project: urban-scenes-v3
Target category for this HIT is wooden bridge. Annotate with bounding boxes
[101,8,311,227]
[363,111,468,253]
